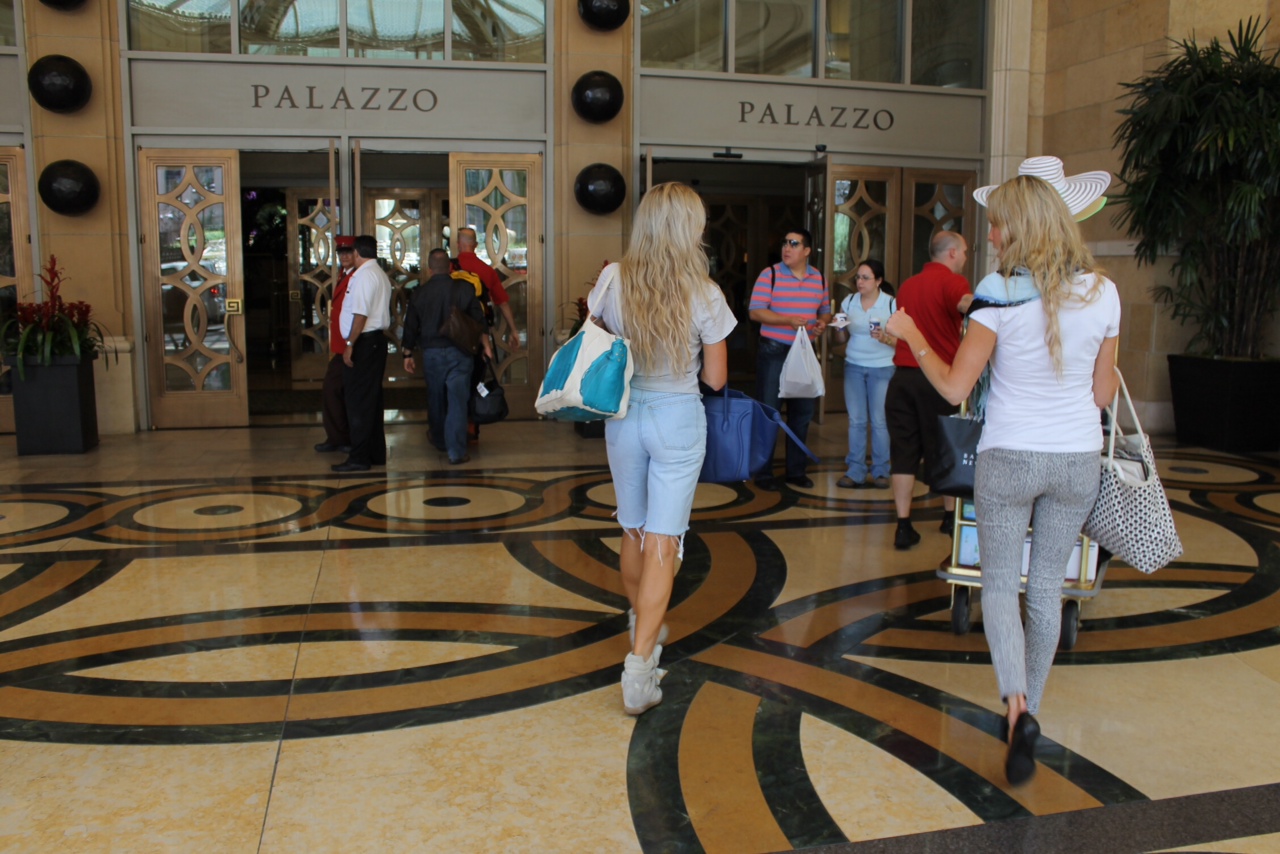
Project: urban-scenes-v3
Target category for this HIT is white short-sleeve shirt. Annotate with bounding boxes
[339,258,393,338]
[969,272,1121,454]
[590,263,737,394]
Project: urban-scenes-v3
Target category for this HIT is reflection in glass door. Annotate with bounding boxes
[901,169,976,283]
[363,188,447,384]
[285,191,338,384]
[0,149,33,431]
[139,150,248,428]
[450,153,541,415]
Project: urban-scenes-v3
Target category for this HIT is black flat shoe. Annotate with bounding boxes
[314,443,351,453]
[785,475,814,488]
[331,461,371,473]
[1005,713,1040,786]
[893,524,921,550]
[754,477,779,492]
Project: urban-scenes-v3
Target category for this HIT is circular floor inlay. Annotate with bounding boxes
[369,486,525,520]
[0,502,71,535]
[424,496,470,508]
[133,493,305,530]
[1170,466,1209,474]
[194,504,245,516]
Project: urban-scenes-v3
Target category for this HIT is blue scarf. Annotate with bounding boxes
[971,269,1042,310]
[966,270,1042,419]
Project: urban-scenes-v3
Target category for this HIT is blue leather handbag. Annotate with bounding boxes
[699,386,819,484]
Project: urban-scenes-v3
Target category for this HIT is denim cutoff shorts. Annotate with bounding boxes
[605,388,707,536]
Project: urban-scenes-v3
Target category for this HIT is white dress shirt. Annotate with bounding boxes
[339,258,393,339]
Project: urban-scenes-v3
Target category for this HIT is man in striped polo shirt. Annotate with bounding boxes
[748,229,832,490]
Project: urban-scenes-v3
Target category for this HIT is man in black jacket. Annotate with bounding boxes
[402,249,492,464]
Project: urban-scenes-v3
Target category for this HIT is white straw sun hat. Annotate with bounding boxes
[973,156,1112,221]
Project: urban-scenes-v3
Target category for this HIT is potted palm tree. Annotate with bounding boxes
[0,255,112,454]
[1113,18,1280,453]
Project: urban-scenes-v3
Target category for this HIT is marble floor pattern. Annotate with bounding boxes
[0,417,1277,854]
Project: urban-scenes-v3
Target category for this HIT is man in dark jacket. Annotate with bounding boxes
[402,249,492,464]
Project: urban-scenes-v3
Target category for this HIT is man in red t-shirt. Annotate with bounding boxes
[454,226,521,442]
[316,236,358,453]
[454,227,520,353]
[884,231,973,549]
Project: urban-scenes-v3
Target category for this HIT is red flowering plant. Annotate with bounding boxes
[0,255,113,380]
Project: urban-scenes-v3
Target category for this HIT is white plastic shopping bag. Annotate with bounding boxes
[779,327,824,398]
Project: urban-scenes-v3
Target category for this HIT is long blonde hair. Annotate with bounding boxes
[615,182,714,373]
[987,175,1103,373]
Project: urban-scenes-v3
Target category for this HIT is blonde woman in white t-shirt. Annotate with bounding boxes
[887,171,1120,786]
[589,182,737,716]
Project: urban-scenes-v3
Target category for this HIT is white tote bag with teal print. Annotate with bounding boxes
[535,266,634,421]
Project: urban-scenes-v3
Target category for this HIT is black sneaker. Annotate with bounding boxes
[754,476,779,492]
[894,523,921,550]
[785,475,814,488]
[939,514,955,537]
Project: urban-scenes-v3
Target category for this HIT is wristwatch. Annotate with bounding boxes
[345,339,353,347]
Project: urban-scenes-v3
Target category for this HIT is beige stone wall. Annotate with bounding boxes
[1032,0,1280,431]
[552,0,632,340]
[23,0,137,433]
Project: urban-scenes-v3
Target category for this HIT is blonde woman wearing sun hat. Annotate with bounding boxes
[887,157,1121,786]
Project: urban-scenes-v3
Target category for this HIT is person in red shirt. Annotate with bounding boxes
[885,231,973,548]
[316,236,357,453]
[454,226,521,443]
[454,227,520,353]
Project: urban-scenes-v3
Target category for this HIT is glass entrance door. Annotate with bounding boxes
[816,163,976,413]
[285,191,339,385]
[0,148,33,433]
[363,187,448,384]
[450,153,541,416]
[138,149,248,428]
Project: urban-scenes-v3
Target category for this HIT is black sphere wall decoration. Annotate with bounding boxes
[28,55,93,114]
[38,160,100,216]
[578,0,629,31]
[574,164,626,214]
[571,71,624,123]
[38,0,89,9]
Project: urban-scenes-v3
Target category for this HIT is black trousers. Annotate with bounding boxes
[341,333,388,466]
[321,353,350,446]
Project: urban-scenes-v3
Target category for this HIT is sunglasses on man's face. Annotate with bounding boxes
[782,239,805,248]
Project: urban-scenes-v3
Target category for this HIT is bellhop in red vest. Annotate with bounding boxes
[317,235,358,453]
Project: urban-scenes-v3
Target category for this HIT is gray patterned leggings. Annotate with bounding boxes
[975,448,1100,714]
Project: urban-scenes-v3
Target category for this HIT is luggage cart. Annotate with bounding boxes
[938,497,1108,650]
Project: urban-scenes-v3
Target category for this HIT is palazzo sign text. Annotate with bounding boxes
[738,101,894,131]
[250,84,439,113]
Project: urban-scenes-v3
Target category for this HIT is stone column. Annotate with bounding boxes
[23,0,135,433]
[552,0,633,342]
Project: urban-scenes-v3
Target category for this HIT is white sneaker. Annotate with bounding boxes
[621,645,665,716]
[627,608,669,647]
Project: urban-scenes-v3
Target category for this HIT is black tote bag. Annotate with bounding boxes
[927,414,983,498]
[469,357,509,425]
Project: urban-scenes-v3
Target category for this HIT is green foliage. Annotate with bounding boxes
[1113,17,1280,359]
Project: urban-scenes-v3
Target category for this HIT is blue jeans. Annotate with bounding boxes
[843,363,894,480]
[756,336,815,479]
[423,346,473,461]
[605,389,706,536]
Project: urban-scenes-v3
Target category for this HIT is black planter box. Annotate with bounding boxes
[10,355,99,455]
[1167,354,1280,453]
